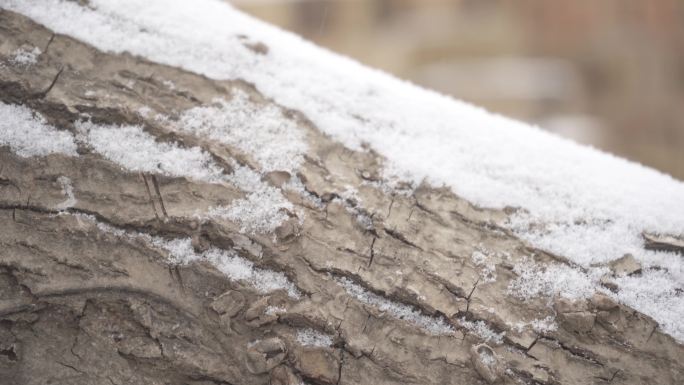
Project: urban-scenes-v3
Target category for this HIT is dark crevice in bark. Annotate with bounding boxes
[43,33,56,53]
[32,67,63,99]
[383,227,422,250]
[367,236,377,268]
[150,174,168,218]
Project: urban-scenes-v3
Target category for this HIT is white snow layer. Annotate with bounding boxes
[0,102,294,235]
[78,121,226,182]
[78,121,295,234]
[177,90,307,173]
[2,0,684,341]
[0,102,78,157]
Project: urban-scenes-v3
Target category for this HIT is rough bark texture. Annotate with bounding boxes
[1,9,682,385]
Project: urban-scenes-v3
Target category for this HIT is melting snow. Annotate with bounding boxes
[2,0,684,341]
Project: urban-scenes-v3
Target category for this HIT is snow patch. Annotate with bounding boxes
[458,317,505,344]
[55,176,77,210]
[479,348,496,367]
[265,305,286,315]
[162,79,176,90]
[0,102,78,157]
[509,316,557,334]
[612,269,684,342]
[507,258,606,300]
[2,104,299,236]
[9,46,41,66]
[208,187,293,235]
[336,276,454,336]
[471,248,498,283]
[90,215,301,298]
[78,122,226,182]
[296,328,333,348]
[177,90,307,173]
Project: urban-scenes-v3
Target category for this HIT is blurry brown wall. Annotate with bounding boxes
[232,0,684,180]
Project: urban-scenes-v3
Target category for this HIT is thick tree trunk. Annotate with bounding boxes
[0,9,682,385]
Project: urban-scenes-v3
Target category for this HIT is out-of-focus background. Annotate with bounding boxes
[232,0,684,180]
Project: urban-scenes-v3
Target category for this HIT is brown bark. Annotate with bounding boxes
[0,9,682,385]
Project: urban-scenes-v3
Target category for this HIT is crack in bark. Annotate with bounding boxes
[464,277,479,313]
[150,174,168,218]
[383,227,422,250]
[31,67,63,99]
[56,360,87,375]
[541,337,605,367]
[43,33,56,53]
[140,173,160,220]
[367,236,377,268]
[386,194,395,219]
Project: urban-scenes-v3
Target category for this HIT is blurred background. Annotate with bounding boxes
[231,0,684,180]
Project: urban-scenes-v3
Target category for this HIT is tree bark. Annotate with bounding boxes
[0,9,682,385]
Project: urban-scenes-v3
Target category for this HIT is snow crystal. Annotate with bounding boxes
[78,121,226,182]
[9,46,41,66]
[177,90,306,173]
[54,176,76,210]
[4,0,683,341]
[296,328,333,348]
[0,102,78,157]
[336,277,454,335]
[458,317,505,344]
